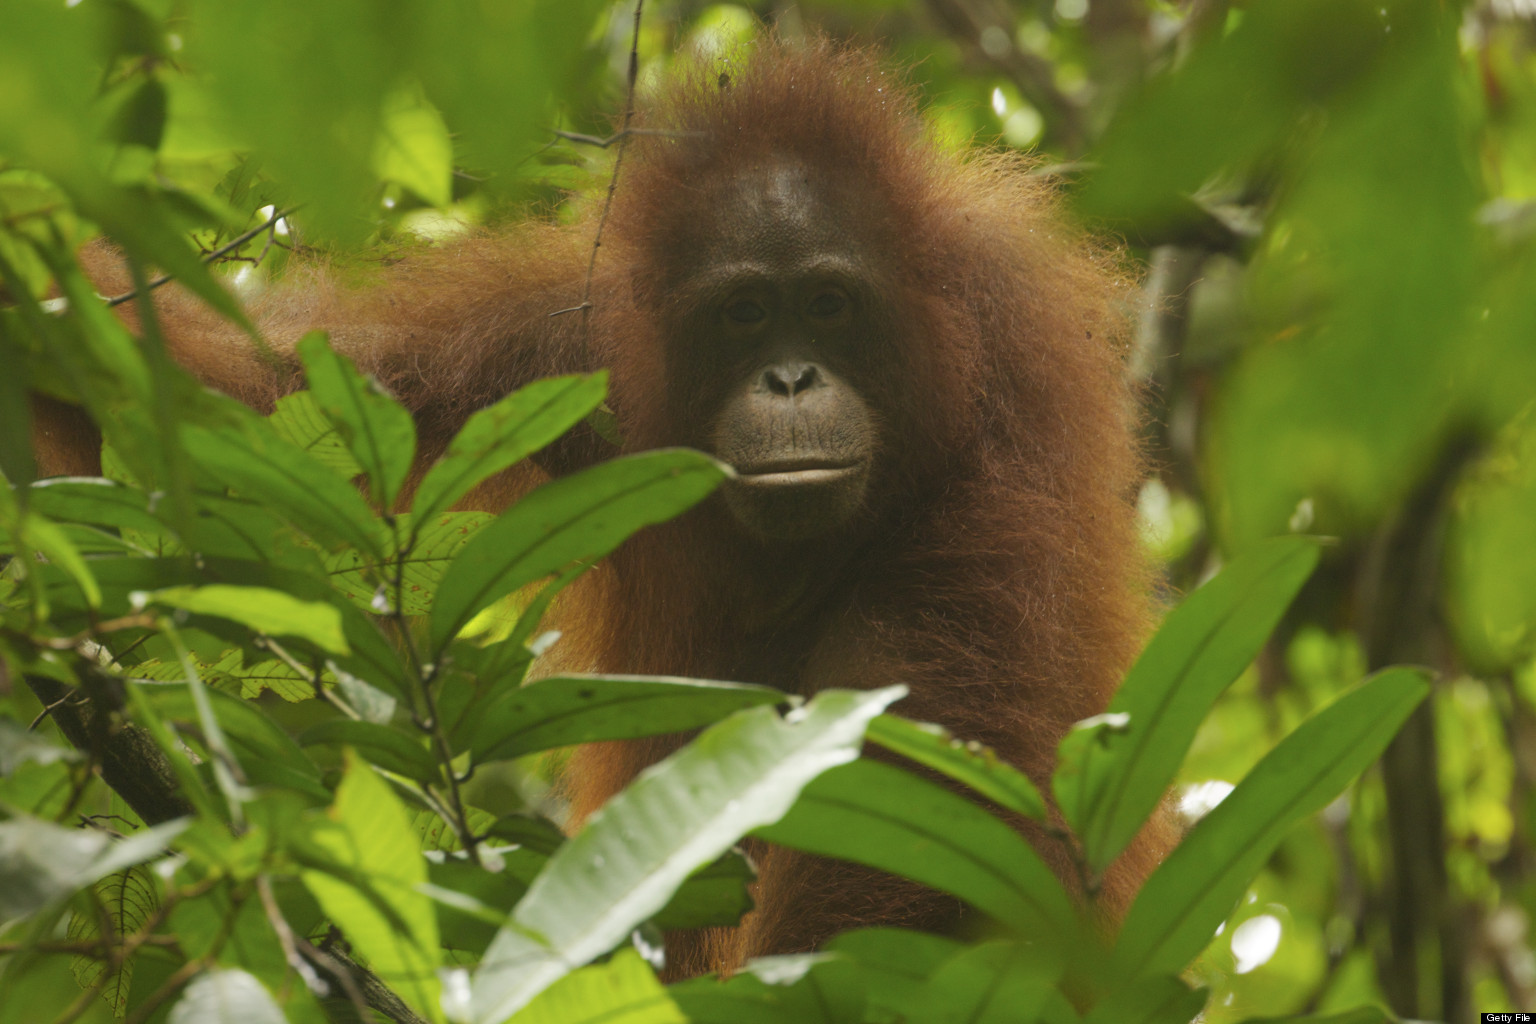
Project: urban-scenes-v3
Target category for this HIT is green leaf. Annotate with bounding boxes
[755,759,1082,949]
[300,719,439,784]
[1114,668,1430,978]
[26,477,164,536]
[866,714,1046,820]
[299,751,443,1022]
[0,816,188,927]
[18,514,100,609]
[141,684,329,803]
[669,954,864,1024]
[138,584,349,655]
[909,941,1060,1024]
[297,332,417,508]
[182,421,383,556]
[465,675,784,762]
[374,85,454,208]
[430,449,728,652]
[68,867,157,1016]
[504,948,684,1024]
[468,686,903,1024]
[824,929,962,1023]
[328,511,492,615]
[1082,975,1208,1024]
[1233,1010,1394,1024]
[412,373,608,521]
[1063,537,1320,872]
[269,390,364,479]
[167,969,285,1024]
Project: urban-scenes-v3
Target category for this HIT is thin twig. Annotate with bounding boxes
[550,0,644,326]
[256,876,332,1002]
[553,126,699,149]
[102,206,299,308]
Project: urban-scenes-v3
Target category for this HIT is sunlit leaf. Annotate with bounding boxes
[299,751,444,1022]
[505,949,684,1024]
[468,687,902,1023]
[138,583,349,655]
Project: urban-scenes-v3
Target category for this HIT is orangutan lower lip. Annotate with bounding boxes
[733,461,861,487]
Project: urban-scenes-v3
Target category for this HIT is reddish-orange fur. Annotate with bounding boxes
[35,39,1171,976]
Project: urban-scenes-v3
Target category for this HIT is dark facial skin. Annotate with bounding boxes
[670,163,882,543]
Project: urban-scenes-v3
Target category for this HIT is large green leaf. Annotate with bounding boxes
[669,955,864,1024]
[464,674,784,762]
[908,941,1059,1024]
[297,332,417,509]
[139,584,349,655]
[1058,537,1319,873]
[504,949,684,1024]
[268,390,364,479]
[755,759,1081,947]
[26,477,163,535]
[1082,975,1208,1024]
[299,719,439,785]
[411,373,609,522]
[1114,668,1430,979]
[429,449,727,652]
[866,714,1045,820]
[299,752,443,1022]
[182,421,383,556]
[467,687,903,1024]
[0,816,188,928]
[328,511,492,615]
[823,929,962,1024]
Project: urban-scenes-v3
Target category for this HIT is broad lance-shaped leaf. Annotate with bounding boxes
[135,584,349,655]
[1060,536,1319,873]
[908,941,1059,1024]
[300,752,443,1023]
[499,949,685,1024]
[824,929,962,1024]
[182,421,383,556]
[0,816,189,928]
[755,758,1081,947]
[464,686,904,1024]
[463,674,784,762]
[269,390,365,478]
[1113,667,1430,979]
[298,332,417,509]
[669,953,863,1024]
[866,714,1046,820]
[1082,975,1208,1024]
[26,477,165,535]
[328,511,492,615]
[413,373,609,522]
[301,719,440,784]
[430,449,728,653]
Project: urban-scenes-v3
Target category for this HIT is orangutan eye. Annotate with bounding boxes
[807,291,847,317]
[726,299,767,324]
